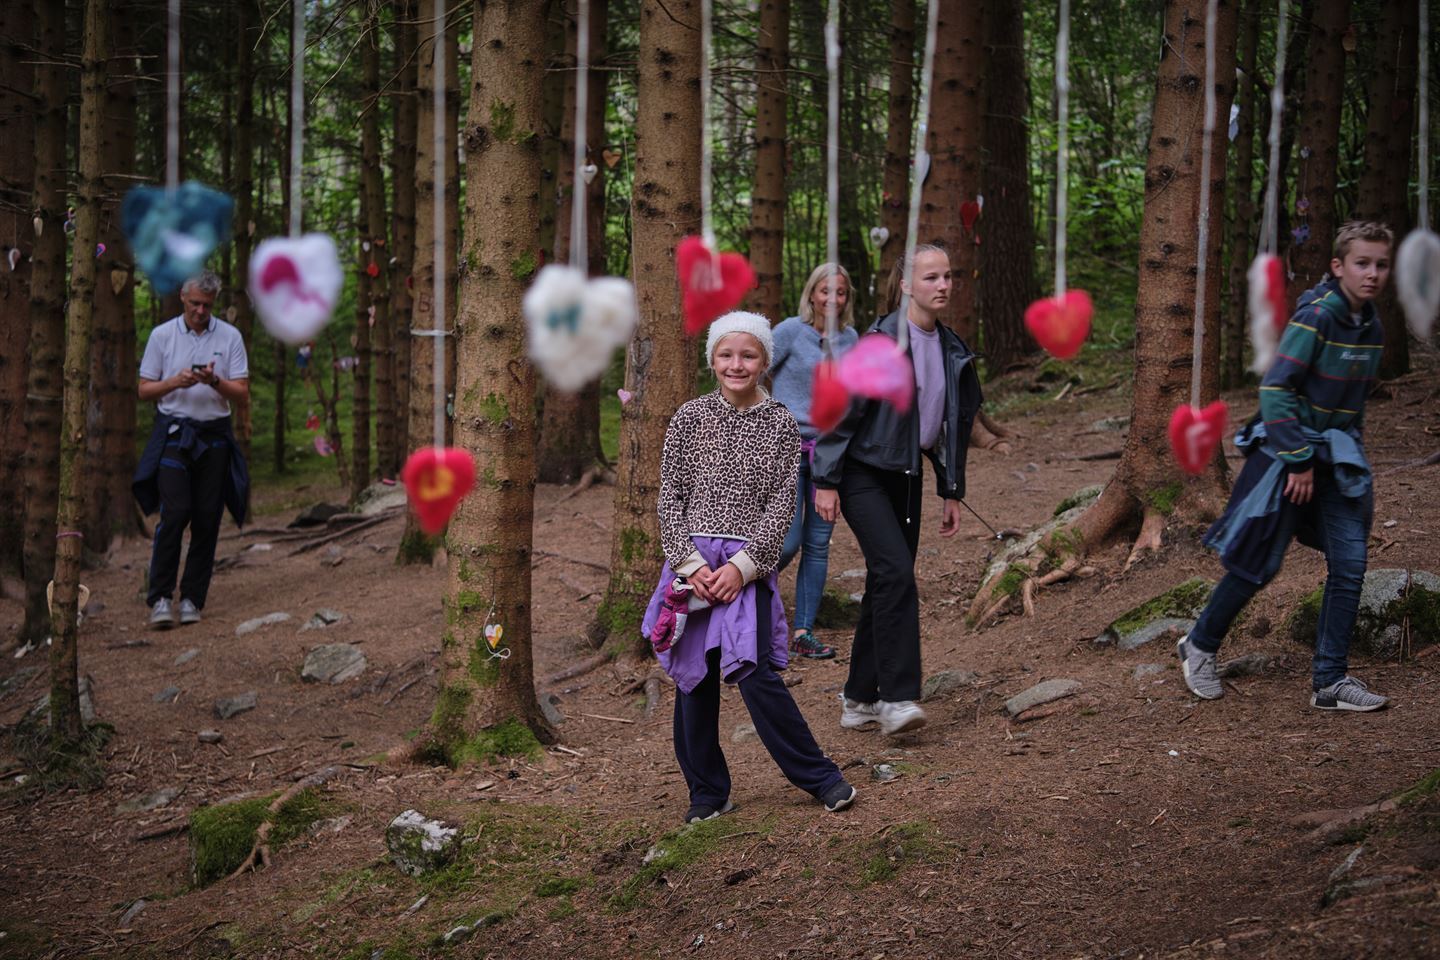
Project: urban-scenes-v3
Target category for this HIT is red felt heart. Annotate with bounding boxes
[809,359,849,434]
[960,200,981,231]
[676,235,756,335]
[1024,289,1093,360]
[1262,255,1287,337]
[1167,401,1229,476]
[401,447,477,534]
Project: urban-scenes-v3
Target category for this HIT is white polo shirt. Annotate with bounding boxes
[139,315,250,421]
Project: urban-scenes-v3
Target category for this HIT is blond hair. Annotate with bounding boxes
[883,242,949,314]
[796,262,856,330]
[1332,221,1394,262]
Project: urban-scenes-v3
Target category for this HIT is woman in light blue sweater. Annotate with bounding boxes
[768,263,860,659]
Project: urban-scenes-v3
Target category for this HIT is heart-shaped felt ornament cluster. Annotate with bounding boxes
[837,334,914,414]
[250,234,344,345]
[1024,290,1093,361]
[401,447,477,534]
[676,236,755,335]
[1246,253,1289,373]
[121,183,234,295]
[524,264,638,392]
[1168,401,1228,476]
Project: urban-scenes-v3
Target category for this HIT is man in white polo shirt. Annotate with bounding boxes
[133,270,251,629]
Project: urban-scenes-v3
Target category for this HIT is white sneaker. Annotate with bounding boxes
[878,700,927,736]
[839,696,881,729]
[178,598,202,625]
[149,598,175,630]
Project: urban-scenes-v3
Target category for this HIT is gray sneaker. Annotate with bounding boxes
[1311,676,1388,712]
[178,599,201,625]
[1177,635,1223,700]
[839,696,881,730]
[149,598,175,630]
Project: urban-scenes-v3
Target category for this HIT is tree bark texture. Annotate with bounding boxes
[366,1,396,485]
[747,0,788,323]
[978,0,1037,374]
[917,0,985,338]
[878,0,915,312]
[1222,0,1260,388]
[389,1,418,478]
[594,0,701,653]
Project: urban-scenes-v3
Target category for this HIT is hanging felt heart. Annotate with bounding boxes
[914,149,931,184]
[95,242,106,258]
[249,233,344,345]
[1246,253,1289,373]
[32,216,43,237]
[581,163,598,184]
[1395,227,1440,340]
[305,411,320,430]
[120,182,234,295]
[365,261,379,278]
[838,333,914,414]
[617,388,633,404]
[809,359,850,433]
[1024,289,1093,360]
[602,149,622,168]
[109,268,128,295]
[959,199,981,231]
[6,248,19,271]
[401,447,477,534]
[524,263,639,392]
[313,434,335,456]
[675,235,755,335]
[868,226,890,247]
[1168,401,1228,476]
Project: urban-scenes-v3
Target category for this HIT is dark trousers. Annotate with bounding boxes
[146,436,229,608]
[673,583,843,809]
[840,458,923,702]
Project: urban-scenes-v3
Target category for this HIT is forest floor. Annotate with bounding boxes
[2,353,1438,960]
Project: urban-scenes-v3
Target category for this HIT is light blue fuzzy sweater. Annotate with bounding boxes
[769,316,859,439]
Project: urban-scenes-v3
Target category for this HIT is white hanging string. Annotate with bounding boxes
[166,0,180,193]
[430,4,447,448]
[1054,0,1071,296]
[699,0,715,248]
[895,0,942,353]
[568,0,591,268]
[822,0,840,348]
[1418,0,1430,231]
[288,0,306,236]
[1259,0,1289,254]
[1188,0,1219,409]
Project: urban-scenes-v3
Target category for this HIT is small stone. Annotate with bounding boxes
[322,546,345,567]
[1132,663,1167,680]
[1090,415,1130,433]
[539,693,565,727]
[838,568,866,579]
[1114,617,1194,652]
[289,502,345,528]
[921,669,979,702]
[152,686,181,704]
[1004,679,1082,717]
[116,786,180,814]
[173,648,201,666]
[309,814,352,835]
[235,612,290,636]
[848,592,864,603]
[386,809,462,877]
[1218,652,1278,678]
[118,898,147,928]
[731,722,758,744]
[300,608,345,631]
[214,691,258,719]
[442,925,473,945]
[1248,616,1272,639]
[302,644,366,684]
[872,763,900,782]
[0,666,41,703]
[197,730,223,744]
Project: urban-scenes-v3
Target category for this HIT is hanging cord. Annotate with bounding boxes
[289,0,306,236]
[895,0,942,353]
[1259,0,1289,254]
[1188,0,1220,409]
[166,0,180,194]
[1418,0,1430,231]
[699,0,715,249]
[822,0,840,353]
[1054,0,1070,297]
[568,0,590,267]
[431,3,447,449]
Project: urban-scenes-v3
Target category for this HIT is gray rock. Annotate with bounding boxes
[235,612,290,636]
[386,809,461,876]
[289,502,345,527]
[872,763,900,783]
[920,669,979,702]
[0,666,41,703]
[173,648,201,666]
[301,644,366,684]
[539,693,565,727]
[442,926,473,945]
[118,899,147,928]
[1004,678,1082,717]
[152,686,181,704]
[1090,415,1130,433]
[300,608,345,631]
[309,814,353,835]
[1133,663,1167,680]
[356,481,408,516]
[1115,617,1195,651]
[197,730,224,744]
[1092,578,1213,647]
[731,723,758,744]
[1288,568,1440,659]
[214,691,258,720]
[116,786,180,814]
[28,675,97,726]
[1218,652,1279,678]
[838,568,866,579]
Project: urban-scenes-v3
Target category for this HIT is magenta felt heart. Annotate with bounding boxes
[676,236,755,335]
[809,360,850,434]
[1024,290,1093,361]
[1168,401,1228,475]
[838,334,913,414]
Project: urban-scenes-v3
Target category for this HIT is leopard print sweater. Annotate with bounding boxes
[658,390,800,582]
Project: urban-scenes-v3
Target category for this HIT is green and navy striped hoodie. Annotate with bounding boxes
[1259,277,1383,470]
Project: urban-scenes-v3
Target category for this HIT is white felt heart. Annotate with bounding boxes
[581,163,598,185]
[914,149,931,184]
[869,226,890,247]
[7,248,20,271]
[250,233,344,345]
[524,264,637,392]
[1396,227,1440,340]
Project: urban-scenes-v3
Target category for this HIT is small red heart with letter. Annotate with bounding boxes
[1168,401,1228,475]
[676,235,756,335]
[401,447,477,534]
[809,360,849,434]
[959,200,981,231]
[1024,289,1093,361]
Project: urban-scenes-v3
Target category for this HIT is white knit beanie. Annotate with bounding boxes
[705,311,774,369]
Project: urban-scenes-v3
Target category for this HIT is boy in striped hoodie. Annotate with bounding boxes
[1178,221,1393,712]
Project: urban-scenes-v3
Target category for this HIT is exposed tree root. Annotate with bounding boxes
[970,411,1017,455]
[1123,506,1166,570]
[226,766,343,881]
[541,651,611,686]
[555,464,616,504]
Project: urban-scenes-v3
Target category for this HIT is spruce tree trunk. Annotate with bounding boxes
[747,0,788,323]
[1222,0,1260,388]
[0,1,36,578]
[878,0,915,312]
[917,0,984,338]
[20,0,67,646]
[432,0,550,755]
[978,0,1037,374]
[51,0,107,745]
[838,0,872,323]
[361,2,390,491]
[389,1,418,478]
[538,5,565,264]
[1287,0,1352,301]
[233,0,257,459]
[444,25,460,430]
[593,0,700,653]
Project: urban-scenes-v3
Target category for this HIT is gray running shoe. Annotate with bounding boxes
[1177,635,1223,700]
[839,696,881,730]
[149,598,175,630]
[178,598,201,625]
[1311,676,1388,712]
[877,700,927,736]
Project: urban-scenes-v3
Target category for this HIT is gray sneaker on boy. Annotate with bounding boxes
[1176,635,1223,700]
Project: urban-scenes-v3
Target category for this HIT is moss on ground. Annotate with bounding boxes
[1394,768,1440,808]
[610,816,773,911]
[188,788,336,887]
[856,821,946,885]
[1108,577,1212,638]
[814,587,862,629]
[1053,485,1102,518]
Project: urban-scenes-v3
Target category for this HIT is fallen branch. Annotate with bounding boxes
[1381,450,1440,475]
[579,712,636,724]
[532,549,609,572]
[226,766,343,881]
[642,675,662,720]
[542,651,611,685]
[134,820,189,842]
[286,513,398,556]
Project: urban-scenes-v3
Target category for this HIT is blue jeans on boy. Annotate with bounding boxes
[778,456,833,633]
[1190,466,1372,690]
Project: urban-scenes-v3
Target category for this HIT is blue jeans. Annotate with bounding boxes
[778,456,834,633]
[1190,467,1372,689]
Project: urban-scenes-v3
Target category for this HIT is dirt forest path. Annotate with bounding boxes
[2,363,1438,959]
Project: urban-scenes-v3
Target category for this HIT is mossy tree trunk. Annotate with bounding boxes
[592,0,700,655]
[429,0,550,762]
[747,0,787,324]
[1222,0,1259,389]
[353,1,388,501]
[877,0,914,312]
[388,0,418,479]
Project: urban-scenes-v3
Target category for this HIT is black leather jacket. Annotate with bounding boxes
[811,310,982,499]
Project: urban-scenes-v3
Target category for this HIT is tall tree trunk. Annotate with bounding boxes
[1355,0,1416,379]
[389,1,418,478]
[536,0,607,484]
[20,0,67,646]
[0,1,36,579]
[747,0,787,323]
[51,0,107,746]
[233,0,257,460]
[878,0,915,312]
[978,0,1037,374]
[1287,0,1352,301]
[361,1,390,491]
[537,3,565,264]
[917,0,984,338]
[837,0,873,324]
[1222,0,1260,388]
[444,24,460,432]
[592,0,701,654]
[431,0,550,757]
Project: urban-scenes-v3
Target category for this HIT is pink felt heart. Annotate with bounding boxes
[960,200,981,231]
[1247,253,1289,372]
[838,334,914,414]
[617,388,633,405]
[313,434,334,457]
[676,236,756,335]
[1024,290,1093,361]
[809,360,850,434]
[401,447,477,534]
[1168,401,1228,475]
